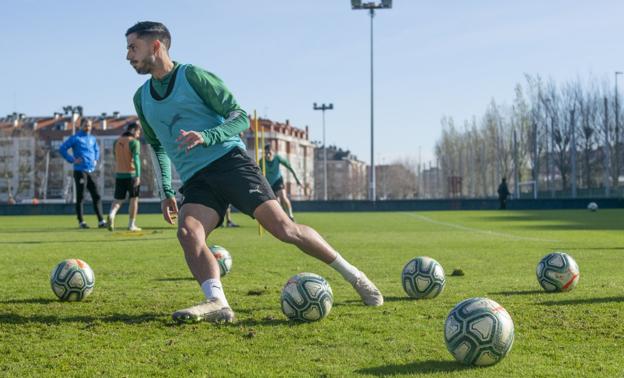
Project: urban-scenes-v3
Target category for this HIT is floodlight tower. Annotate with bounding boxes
[351,0,392,201]
[313,102,334,201]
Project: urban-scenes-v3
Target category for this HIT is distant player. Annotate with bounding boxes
[125,21,383,323]
[222,205,239,228]
[107,122,142,231]
[259,143,300,221]
[59,118,106,229]
[497,178,510,210]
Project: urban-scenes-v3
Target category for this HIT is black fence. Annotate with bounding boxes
[1,198,622,216]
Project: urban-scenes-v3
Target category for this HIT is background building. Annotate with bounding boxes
[314,146,367,200]
[0,112,161,203]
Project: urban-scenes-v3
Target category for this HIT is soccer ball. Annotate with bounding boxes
[444,297,515,366]
[536,252,580,292]
[280,273,333,322]
[587,202,598,212]
[402,256,446,299]
[209,245,232,277]
[50,259,95,301]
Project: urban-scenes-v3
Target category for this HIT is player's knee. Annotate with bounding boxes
[274,222,302,244]
[177,225,201,246]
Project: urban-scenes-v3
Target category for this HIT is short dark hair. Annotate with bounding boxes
[264,143,272,151]
[126,122,140,132]
[125,21,171,50]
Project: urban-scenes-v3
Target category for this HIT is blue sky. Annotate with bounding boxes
[2,1,623,164]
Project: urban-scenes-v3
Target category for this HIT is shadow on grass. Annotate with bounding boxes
[235,317,290,327]
[540,296,624,306]
[489,290,544,296]
[0,228,71,234]
[0,312,166,325]
[0,237,172,245]
[562,247,624,251]
[476,211,624,231]
[337,296,411,306]
[355,360,471,375]
[0,298,57,304]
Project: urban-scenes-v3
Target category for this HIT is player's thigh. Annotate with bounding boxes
[114,178,130,200]
[178,203,221,239]
[85,173,99,195]
[73,171,87,193]
[277,189,288,201]
[253,200,293,237]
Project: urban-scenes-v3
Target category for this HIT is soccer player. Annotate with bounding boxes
[125,21,383,323]
[107,122,142,232]
[59,118,106,229]
[222,205,239,228]
[259,144,300,221]
[497,178,510,210]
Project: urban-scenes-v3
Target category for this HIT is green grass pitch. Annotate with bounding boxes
[0,210,623,376]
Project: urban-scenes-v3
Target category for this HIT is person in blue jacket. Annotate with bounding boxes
[59,118,106,229]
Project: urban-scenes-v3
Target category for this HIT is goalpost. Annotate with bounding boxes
[518,181,537,199]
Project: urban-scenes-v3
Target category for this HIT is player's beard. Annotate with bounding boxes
[133,55,156,75]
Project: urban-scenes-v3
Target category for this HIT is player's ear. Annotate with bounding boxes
[153,39,161,54]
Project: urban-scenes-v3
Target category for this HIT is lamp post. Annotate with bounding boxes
[351,0,392,201]
[614,71,622,188]
[313,102,333,200]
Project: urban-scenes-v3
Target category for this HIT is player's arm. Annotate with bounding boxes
[130,139,142,185]
[94,137,100,163]
[134,90,177,223]
[278,155,301,185]
[59,135,77,164]
[178,66,249,150]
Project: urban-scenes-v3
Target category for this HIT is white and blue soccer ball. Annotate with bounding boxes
[444,297,515,366]
[587,202,598,212]
[536,252,580,292]
[402,256,446,299]
[280,273,333,322]
[209,245,232,277]
[50,259,95,301]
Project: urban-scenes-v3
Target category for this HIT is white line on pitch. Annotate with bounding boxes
[404,213,560,243]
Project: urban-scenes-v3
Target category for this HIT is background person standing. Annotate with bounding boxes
[107,122,143,232]
[59,118,106,229]
[497,178,511,210]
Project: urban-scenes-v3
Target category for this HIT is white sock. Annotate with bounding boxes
[128,218,136,228]
[329,253,361,284]
[200,278,229,307]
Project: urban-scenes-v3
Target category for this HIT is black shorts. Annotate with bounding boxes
[179,148,276,225]
[271,177,285,194]
[114,178,140,200]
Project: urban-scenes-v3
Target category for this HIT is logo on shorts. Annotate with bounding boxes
[249,185,262,194]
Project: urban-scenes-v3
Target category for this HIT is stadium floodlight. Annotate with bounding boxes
[313,102,334,201]
[350,1,392,201]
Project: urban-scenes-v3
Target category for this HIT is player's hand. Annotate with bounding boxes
[176,130,204,152]
[161,197,178,225]
[132,176,141,187]
[73,157,83,165]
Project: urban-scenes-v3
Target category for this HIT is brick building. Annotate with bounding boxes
[314,146,367,200]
